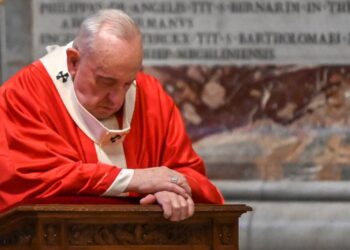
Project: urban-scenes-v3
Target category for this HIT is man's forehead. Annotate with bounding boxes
[94,65,138,81]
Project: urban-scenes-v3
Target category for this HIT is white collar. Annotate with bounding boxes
[40,42,137,145]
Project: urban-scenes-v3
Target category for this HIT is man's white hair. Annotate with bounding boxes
[74,9,141,54]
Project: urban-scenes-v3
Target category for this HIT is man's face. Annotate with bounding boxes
[67,33,142,120]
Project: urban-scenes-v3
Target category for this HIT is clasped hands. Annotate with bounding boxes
[126,166,194,222]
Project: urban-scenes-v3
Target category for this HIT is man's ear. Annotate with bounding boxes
[66,48,80,79]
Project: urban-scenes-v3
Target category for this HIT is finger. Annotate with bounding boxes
[140,194,156,205]
[167,183,189,198]
[168,171,192,196]
[174,178,191,196]
[169,194,181,222]
[154,191,173,220]
[178,195,189,221]
[187,196,195,218]
[179,181,192,196]
[161,196,172,220]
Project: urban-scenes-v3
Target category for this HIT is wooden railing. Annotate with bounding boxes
[0,203,251,250]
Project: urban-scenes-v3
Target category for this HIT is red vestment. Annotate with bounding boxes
[0,59,224,212]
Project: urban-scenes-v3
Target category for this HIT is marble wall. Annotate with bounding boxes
[0,0,5,82]
[144,65,350,181]
[1,0,32,81]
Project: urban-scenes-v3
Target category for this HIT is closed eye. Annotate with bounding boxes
[96,76,117,86]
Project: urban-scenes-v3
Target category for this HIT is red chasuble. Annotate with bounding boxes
[0,58,224,212]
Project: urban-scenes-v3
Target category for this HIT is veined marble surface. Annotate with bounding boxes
[144,65,350,181]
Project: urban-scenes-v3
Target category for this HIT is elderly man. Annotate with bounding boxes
[0,9,223,221]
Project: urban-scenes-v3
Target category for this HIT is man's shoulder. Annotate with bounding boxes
[135,71,167,94]
[0,60,57,104]
[2,61,51,89]
[135,71,175,110]
[136,71,160,85]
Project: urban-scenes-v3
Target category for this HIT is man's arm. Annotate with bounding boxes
[124,77,223,221]
[160,101,224,204]
[124,73,224,204]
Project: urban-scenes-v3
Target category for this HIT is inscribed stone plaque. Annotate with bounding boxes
[33,0,350,65]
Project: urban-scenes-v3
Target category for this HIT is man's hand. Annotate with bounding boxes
[126,166,192,198]
[140,191,195,221]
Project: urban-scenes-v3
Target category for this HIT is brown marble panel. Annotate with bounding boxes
[143,65,350,181]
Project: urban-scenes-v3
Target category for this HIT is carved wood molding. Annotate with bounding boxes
[0,204,252,249]
[0,223,35,246]
[219,224,234,245]
[66,222,210,246]
[43,223,60,245]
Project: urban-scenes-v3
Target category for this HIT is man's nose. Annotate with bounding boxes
[108,89,125,106]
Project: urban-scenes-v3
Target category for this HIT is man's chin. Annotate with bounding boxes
[92,110,116,120]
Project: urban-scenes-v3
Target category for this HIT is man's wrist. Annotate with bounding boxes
[102,169,134,196]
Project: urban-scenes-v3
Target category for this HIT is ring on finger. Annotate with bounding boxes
[170,175,179,184]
